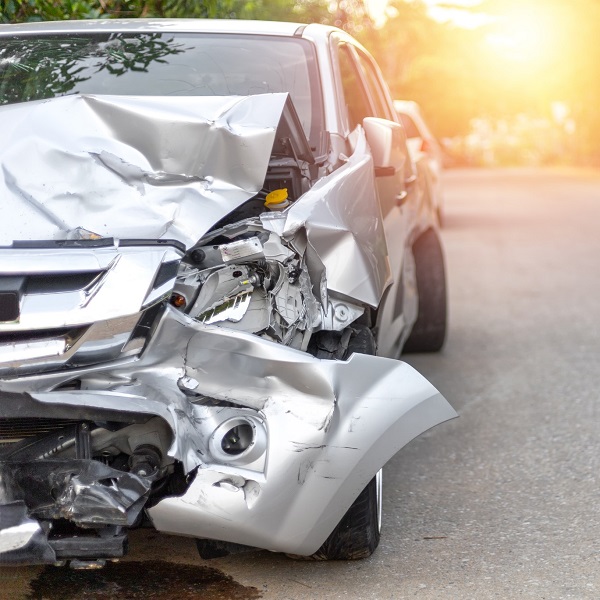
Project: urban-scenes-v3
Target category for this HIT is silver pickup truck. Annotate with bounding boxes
[0,18,455,566]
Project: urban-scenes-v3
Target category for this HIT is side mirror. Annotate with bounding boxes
[363,117,413,182]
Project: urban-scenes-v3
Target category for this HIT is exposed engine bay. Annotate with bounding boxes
[173,222,364,351]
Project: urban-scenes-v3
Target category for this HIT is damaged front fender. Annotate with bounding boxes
[136,310,457,556]
[0,305,455,558]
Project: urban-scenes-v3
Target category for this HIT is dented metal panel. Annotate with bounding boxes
[0,305,456,556]
[147,334,456,555]
[0,503,56,564]
[261,129,392,308]
[0,93,290,248]
[0,460,151,526]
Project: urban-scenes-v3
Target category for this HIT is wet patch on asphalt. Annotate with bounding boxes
[26,560,261,600]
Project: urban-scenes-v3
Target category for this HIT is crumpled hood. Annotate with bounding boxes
[0,93,292,248]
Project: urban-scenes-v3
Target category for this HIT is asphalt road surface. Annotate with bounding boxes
[5,168,599,600]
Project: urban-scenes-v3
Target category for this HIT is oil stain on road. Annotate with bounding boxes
[26,560,261,600]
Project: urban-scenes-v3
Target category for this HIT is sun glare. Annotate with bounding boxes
[426,4,494,29]
[485,4,559,67]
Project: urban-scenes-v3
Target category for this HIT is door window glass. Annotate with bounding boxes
[337,44,371,130]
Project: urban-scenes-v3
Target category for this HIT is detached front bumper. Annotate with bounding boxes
[0,307,455,561]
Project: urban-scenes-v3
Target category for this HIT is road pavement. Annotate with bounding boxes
[6,168,599,599]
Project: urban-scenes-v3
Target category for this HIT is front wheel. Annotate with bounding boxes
[311,469,382,560]
[308,325,383,560]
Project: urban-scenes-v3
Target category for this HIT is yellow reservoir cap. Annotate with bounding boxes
[265,188,289,208]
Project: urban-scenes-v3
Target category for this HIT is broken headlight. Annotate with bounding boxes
[171,230,317,351]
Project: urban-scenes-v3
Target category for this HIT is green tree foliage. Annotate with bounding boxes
[329,0,374,37]
[0,0,330,23]
[1,0,103,21]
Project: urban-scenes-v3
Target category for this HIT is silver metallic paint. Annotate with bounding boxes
[0,26,452,556]
[147,314,456,554]
[1,304,456,553]
[261,129,392,308]
[0,93,289,249]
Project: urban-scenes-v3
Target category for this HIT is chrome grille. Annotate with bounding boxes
[0,241,182,377]
[23,270,101,294]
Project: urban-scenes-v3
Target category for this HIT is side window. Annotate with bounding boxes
[338,44,371,131]
[355,51,394,121]
[355,49,415,184]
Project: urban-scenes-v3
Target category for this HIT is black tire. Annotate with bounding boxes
[403,228,447,353]
[309,325,382,560]
[342,324,377,359]
[311,471,382,560]
[306,320,376,361]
